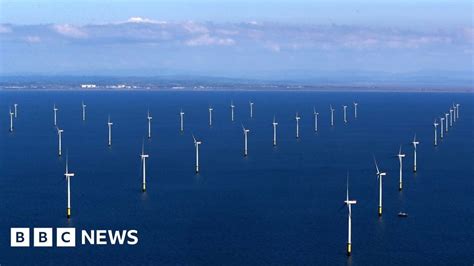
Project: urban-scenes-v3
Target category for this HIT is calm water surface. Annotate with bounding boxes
[0,91,473,265]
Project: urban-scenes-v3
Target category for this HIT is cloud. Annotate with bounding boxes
[52,24,88,38]
[0,20,471,52]
[183,21,209,34]
[185,34,235,46]
[264,42,281,52]
[24,36,41,43]
[0,24,12,33]
[124,17,167,25]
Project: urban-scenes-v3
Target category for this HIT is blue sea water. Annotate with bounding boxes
[0,91,473,265]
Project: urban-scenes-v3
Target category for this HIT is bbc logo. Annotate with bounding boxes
[11,228,76,247]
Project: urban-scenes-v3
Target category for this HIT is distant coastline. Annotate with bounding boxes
[0,75,472,93]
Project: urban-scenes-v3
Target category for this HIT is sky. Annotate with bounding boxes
[0,0,472,81]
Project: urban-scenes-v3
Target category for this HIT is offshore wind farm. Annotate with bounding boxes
[0,90,472,265]
[1,0,473,265]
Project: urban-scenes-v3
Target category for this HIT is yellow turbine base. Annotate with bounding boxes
[142,183,146,192]
[67,208,71,218]
[347,243,351,256]
[378,207,382,216]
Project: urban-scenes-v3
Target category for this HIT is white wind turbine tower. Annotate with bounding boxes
[353,102,358,118]
[452,104,457,123]
[180,109,185,132]
[9,107,14,132]
[439,117,444,139]
[449,108,453,127]
[456,103,460,119]
[344,175,357,256]
[147,110,152,139]
[242,124,250,156]
[14,103,18,118]
[433,119,439,146]
[230,101,235,122]
[313,107,319,132]
[81,101,86,121]
[64,156,75,219]
[57,127,64,156]
[343,105,348,123]
[444,113,449,132]
[193,135,202,173]
[140,141,149,192]
[330,105,335,126]
[53,104,59,126]
[208,106,213,126]
[272,116,278,146]
[397,146,406,191]
[412,134,419,172]
[374,157,387,216]
[295,113,301,138]
[107,115,113,146]
[249,101,254,118]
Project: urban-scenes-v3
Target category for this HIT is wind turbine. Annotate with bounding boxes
[9,107,14,132]
[81,101,86,121]
[344,175,357,256]
[147,110,152,139]
[343,105,348,123]
[179,109,184,132]
[272,116,278,146]
[374,157,387,216]
[353,102,358,118]
[295,113,301,138]
[313,107,319,132]
[193,135,202,173]
[107,115,113,146]
[64,156,75,219]
[433,119,439,146]
[439,117,444,138]
[208,106,213,126]
[449,108,453,127]
[140,140,149,192]
[444,113,449,132]
[412,134,419,172]
[57,127,64,156]
[14,103,18,118]
[53,104,58,126]
[456,103,460,119]
[230,101,235,122]
[330,105,335,126]
[242,124,250,156]
[452,104,457,123]
[397,146,406,191]
[249,101,254,118]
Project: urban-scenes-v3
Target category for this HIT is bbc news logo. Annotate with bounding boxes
[11,228,138,247]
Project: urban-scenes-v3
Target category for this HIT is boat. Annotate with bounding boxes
[398,212,408,217]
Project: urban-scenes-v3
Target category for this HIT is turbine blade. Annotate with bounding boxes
[373,156,380,174]
[346,174,349,202]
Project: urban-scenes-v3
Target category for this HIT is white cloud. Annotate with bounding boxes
[125,17,167,24]
[183,21,209,34]
[185,34,235,46]
[264,42,281,52]
[0,25,12,34]
[24,36,41,43]
[52,24,88,38]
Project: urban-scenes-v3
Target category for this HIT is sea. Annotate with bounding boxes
[0,90,473,265]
